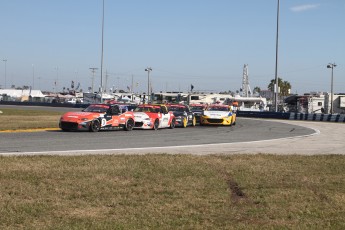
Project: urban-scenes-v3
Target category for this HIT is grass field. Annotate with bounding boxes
[1,107,344,229]
[1,154,344,229]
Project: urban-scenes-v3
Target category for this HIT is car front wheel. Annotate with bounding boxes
[125,118,134,131]
[153,119,159,130]
[89,119,101,132]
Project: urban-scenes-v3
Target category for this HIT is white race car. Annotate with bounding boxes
[133,104,176,130]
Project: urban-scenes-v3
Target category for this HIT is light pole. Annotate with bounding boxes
[32,64,35,89]
[327,63,337,114]
[2,59,7,89]
[54,66,59,93]
[145,67,152,103]
[89,67,98,93]
[100,0,105,102]
[274,0,280,112]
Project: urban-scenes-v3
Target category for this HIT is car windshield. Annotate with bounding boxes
[190,106,204,111]
[134,107,156,112]
[84,105,109,113]
[208,107,228,111]
[168,106,185,112]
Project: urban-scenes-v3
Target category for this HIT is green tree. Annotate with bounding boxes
[268,78,291,96]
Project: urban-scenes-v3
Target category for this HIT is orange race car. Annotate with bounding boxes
[59,104,135,132]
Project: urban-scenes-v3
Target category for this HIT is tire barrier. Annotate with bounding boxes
[289,112,345,122]
[236,111,290,119]
[237,111,345,123]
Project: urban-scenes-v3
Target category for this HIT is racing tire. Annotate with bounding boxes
[124,118,134,131]
[182,117,188,128]
[153,119,159,130]
[192,116,196,127]
[170,118,176,129]
[89,119,101,132]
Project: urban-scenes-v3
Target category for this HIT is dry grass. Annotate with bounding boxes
[0,154,344,229]
[0,108,62,130]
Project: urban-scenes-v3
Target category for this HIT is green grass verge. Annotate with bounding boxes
[0,108,63,130]
[0,154,344,229]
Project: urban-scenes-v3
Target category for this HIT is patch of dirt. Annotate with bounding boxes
[228,178,246,203]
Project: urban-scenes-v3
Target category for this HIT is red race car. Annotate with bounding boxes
[59,104,135,132]
[133,104,175,130]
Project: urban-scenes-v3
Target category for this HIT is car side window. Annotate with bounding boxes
[111,106,120,115]
[161,106,168,114]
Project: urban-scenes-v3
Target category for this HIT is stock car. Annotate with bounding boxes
[200,104,236,126]
[189,103,208,123]
[59,104,135,132]
[133,104,176,130]
[166,104,196,128]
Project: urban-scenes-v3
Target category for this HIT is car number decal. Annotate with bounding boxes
[101,118,107,127]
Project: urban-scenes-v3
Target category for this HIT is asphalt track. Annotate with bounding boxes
[1,116,343,156]
[1,105,344,156]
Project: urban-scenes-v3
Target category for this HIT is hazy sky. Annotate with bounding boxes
[1,0,344,94]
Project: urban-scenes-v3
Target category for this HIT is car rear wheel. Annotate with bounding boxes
[153,119,159,130]
[170,118,176,129]
[192,116,196,127]
[182,117,188,128]
[125,118,134,131]
[89,119,101,132]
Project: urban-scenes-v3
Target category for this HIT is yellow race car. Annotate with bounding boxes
[200,104,236,126]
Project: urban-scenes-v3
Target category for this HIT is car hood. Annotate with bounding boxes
[133,112,150,120]
[60,111,103,122]
[203,111,231,118]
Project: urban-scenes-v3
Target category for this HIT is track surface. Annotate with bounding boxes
[0,118,315,154]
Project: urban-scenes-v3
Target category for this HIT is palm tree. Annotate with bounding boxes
[268,78,291,96]
[253,86,261,94]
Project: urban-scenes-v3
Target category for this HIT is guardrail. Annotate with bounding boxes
[236,111,345,123]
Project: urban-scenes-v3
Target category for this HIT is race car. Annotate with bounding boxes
[133,104,175,130]
[59,104,135,132]
[166,104,196,128]
[189,103,208,123]
[200,104,236,126]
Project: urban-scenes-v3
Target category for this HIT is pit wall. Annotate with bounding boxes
[236,111,345,123]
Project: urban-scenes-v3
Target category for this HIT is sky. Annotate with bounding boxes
[1,0,344,95]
